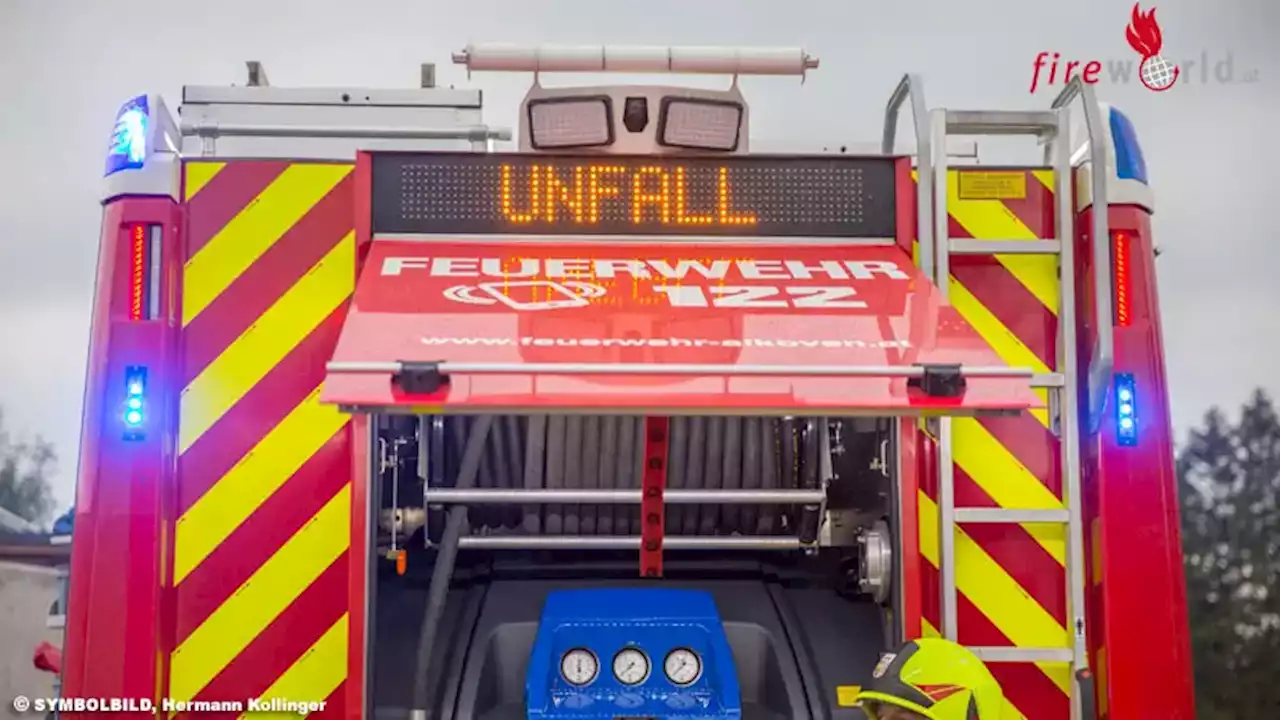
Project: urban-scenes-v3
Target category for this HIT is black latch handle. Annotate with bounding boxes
[906,363,966,398]
[393,361,450,394]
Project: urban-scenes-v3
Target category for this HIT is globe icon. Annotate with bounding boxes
[1140,56,1178,90]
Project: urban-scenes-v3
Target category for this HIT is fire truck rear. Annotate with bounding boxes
[61,45,1194,720]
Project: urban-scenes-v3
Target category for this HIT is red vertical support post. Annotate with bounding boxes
[346,150,374,720]
[640,416,670,578]
[898,418,923,641]
[347,413,371,720]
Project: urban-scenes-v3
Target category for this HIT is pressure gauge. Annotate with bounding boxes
[560,648,599,686]
[612,647,651,685]
[664,648,702,686]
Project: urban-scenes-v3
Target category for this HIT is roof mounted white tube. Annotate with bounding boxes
[451,43,819,77]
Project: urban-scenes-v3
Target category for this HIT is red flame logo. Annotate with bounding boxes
[1125,3,1164,58]
[1125,3,1180,91]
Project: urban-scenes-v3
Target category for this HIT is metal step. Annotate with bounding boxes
[950,239,1061,255]
[954,508,1071,524]
[946,110,1058,137]
[968,646,1074,664]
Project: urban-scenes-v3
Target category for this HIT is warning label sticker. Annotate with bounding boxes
[957,171,1027,200]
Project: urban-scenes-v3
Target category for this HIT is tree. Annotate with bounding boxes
[1179,389,1280,719]
[0,408,57,526]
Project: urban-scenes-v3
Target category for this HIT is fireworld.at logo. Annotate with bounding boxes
[1028,3,1258,92]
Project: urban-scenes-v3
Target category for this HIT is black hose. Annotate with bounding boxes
[667,417,689,534]
[411,415,494,718]
[799,419,822,543]
[598,415,618,535]
[522,415,548,534]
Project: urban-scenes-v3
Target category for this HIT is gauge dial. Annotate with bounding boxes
[664,648,702,686]
[612,647,651,685]
[560,648,599,686]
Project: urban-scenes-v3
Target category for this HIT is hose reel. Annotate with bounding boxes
[418,414,830,550]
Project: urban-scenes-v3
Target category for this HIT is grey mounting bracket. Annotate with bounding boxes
[246,61,269,87]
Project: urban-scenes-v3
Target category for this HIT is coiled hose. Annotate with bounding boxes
[439,415,824,539]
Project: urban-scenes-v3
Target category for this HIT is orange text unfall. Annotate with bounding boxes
[499,164,758,227]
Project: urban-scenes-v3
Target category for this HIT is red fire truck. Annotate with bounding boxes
[61,45,1194,720]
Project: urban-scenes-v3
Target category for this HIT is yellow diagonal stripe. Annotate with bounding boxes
[168,484,351,707]
[919,492,1071,695]
[184,162,227,201]
[239,614,348,718]
[948,279,1051,428]
[178,233,355,455]
[951,417,1065,566]
[173,386,350,584]
[944,171,1059,315]
[183,163,352,325]
[920,618,1030,720]
[1030,169,1055,192]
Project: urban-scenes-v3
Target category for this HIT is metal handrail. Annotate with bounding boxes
[425,488,826,505]
[1049,77,1114,433]
[882,74,935,278]
[327,360,1035,378]
[455,536,803,550]
[179,121,512,142]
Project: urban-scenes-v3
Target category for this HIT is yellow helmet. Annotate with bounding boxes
[856,638,1004,720]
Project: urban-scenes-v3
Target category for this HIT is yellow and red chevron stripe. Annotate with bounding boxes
[169,160,356,718]
[913,169,1070,720]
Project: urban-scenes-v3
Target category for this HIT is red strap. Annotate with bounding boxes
[640,416,670,578]
[33,641,62,674]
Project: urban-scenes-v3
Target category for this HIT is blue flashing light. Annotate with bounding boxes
[1108,107,1149,185]
[1115,373,1138,447]
[105,95,149,177]
[122,366,148,440]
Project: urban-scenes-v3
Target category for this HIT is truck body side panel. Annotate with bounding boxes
[166,160,357,717]
[908,169,1071,720]
[1079,205,1194,719]
[64,198,184,717]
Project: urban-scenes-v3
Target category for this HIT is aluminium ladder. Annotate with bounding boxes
[884,75,1112,720]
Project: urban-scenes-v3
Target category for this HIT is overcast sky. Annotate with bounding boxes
[2,0,1276,511]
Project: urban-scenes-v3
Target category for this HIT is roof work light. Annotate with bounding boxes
[658,97,743,151]
[527,96,614,149]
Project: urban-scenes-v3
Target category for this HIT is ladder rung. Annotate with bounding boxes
[945,110,1057,136]
[954,508,1070,524]
[950,239,1060,255]
[1029,372,1065,388]
[968,646,1073,664]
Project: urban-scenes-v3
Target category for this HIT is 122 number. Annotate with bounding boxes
[653,285,866,309]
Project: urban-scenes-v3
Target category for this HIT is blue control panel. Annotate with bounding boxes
[526,588,742,720]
